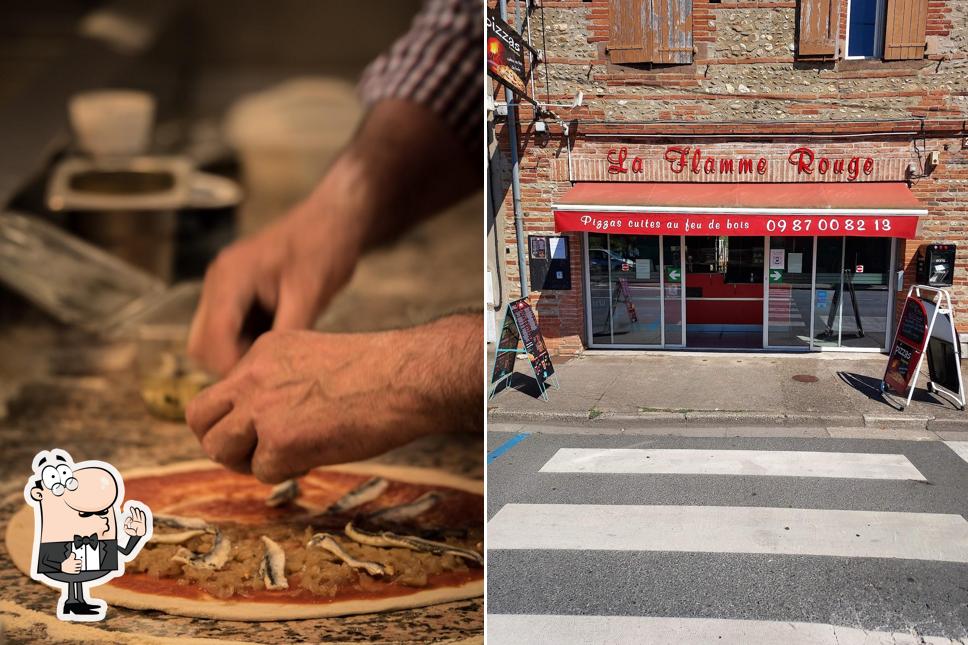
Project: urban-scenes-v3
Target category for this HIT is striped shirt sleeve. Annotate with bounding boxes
[358,0,483,154]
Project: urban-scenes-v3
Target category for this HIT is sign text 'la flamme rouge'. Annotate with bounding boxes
[607,146,876,181]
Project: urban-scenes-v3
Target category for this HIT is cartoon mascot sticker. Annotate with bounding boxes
[23,449,152,621]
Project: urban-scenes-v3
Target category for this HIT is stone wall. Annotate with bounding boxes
[528,0,967,123]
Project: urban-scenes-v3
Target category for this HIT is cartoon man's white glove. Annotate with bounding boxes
[61,553,81,574]
[123,505,148,538]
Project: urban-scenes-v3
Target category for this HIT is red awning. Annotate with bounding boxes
[553,182,926,238]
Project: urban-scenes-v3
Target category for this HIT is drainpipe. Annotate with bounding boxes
[500,0,529,299]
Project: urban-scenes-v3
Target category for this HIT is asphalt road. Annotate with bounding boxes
[486,427,968,644]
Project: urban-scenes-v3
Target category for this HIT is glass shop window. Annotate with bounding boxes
[686,236,763,284]
[685,236,724,274]
[846,0,886,58]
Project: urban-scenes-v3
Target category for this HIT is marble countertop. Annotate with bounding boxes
[0,326,484,644]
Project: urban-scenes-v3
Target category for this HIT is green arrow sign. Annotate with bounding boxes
[665,267,681,283]
[769,269,784,284]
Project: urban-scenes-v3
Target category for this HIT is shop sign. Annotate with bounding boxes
[769,269,784,284]
[555,211,917,239]
[606,146,876,181]
[856,265,864,273]
[665,266,682,282]
[487,10,535,102]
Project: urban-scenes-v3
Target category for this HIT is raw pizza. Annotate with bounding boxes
[6,460,484,620]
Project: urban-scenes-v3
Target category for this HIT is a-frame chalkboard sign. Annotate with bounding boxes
[489,298,560,401]
[881,285,965,411]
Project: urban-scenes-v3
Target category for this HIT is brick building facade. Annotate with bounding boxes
[489,0,968,356]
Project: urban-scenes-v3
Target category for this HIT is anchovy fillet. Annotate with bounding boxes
[344,522,483,566]
[266,479,299,507]
[365,491,440,523]
[326,477,388,514]
[259,536,289,590]
[172,528,232,570]
[155,514,210,530]
[151,529,208,545]
[308,532,394,577]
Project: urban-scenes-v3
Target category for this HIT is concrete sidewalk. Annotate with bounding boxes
[487,350,968,432]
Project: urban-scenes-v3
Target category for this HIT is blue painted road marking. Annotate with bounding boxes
[487,433,531,464]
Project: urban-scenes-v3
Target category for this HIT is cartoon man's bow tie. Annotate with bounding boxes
[73,534,98,549]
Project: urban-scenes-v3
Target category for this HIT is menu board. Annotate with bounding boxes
[883,296,930,396]
[490,311,520,387]
[923,297,962,395]
[510,298,555,389]
[618,278,638,323]
[899,299,927,345]
[927,335,961,395]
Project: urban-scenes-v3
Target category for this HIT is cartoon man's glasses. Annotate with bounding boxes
[41,464,78,497]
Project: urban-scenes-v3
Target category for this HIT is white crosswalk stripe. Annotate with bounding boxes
[488,503,968,562]
[945,441,968,465]
[540,448,926,480]
[487,615,968,645]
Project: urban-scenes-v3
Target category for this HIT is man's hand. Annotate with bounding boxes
[186,314,482,483]
[187,100,478,377]
[187,192,368,376]
[123,506,148,538]
[61,553,81,574]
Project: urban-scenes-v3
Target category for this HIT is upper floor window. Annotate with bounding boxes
[606,0,694,66]
[846,0,886,58]
[797,0,928,62]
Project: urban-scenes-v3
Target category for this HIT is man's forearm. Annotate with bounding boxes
[389,312,484,436]
[295,99,480,250]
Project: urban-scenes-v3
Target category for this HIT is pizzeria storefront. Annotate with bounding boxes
[549,146,928,352]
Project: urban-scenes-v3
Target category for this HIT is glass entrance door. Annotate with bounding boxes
[766,236,814,348]
[586,233,685,347]
[663,236,684,346]
[684,236,765,348]
[840,237,893,349]
[813,237,844,348]
[812,236,894,350]
[587,233,664,346]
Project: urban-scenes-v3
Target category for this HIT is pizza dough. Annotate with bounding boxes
[6,460,483,621]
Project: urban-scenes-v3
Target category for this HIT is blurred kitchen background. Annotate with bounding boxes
[0,0,483,413]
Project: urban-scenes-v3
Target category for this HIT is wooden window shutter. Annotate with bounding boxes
[797,0,839,58]
[651,0,693,65]
[608,0,651,64]
[883,0,928,60]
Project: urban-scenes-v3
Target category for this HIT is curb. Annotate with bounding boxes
[488,407,968,431]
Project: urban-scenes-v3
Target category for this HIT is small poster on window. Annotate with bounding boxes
[530,237,547,259]
[769,249,785,270]
[788,253,803,273]
[635,259,652,279]
[549,237,567,259]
